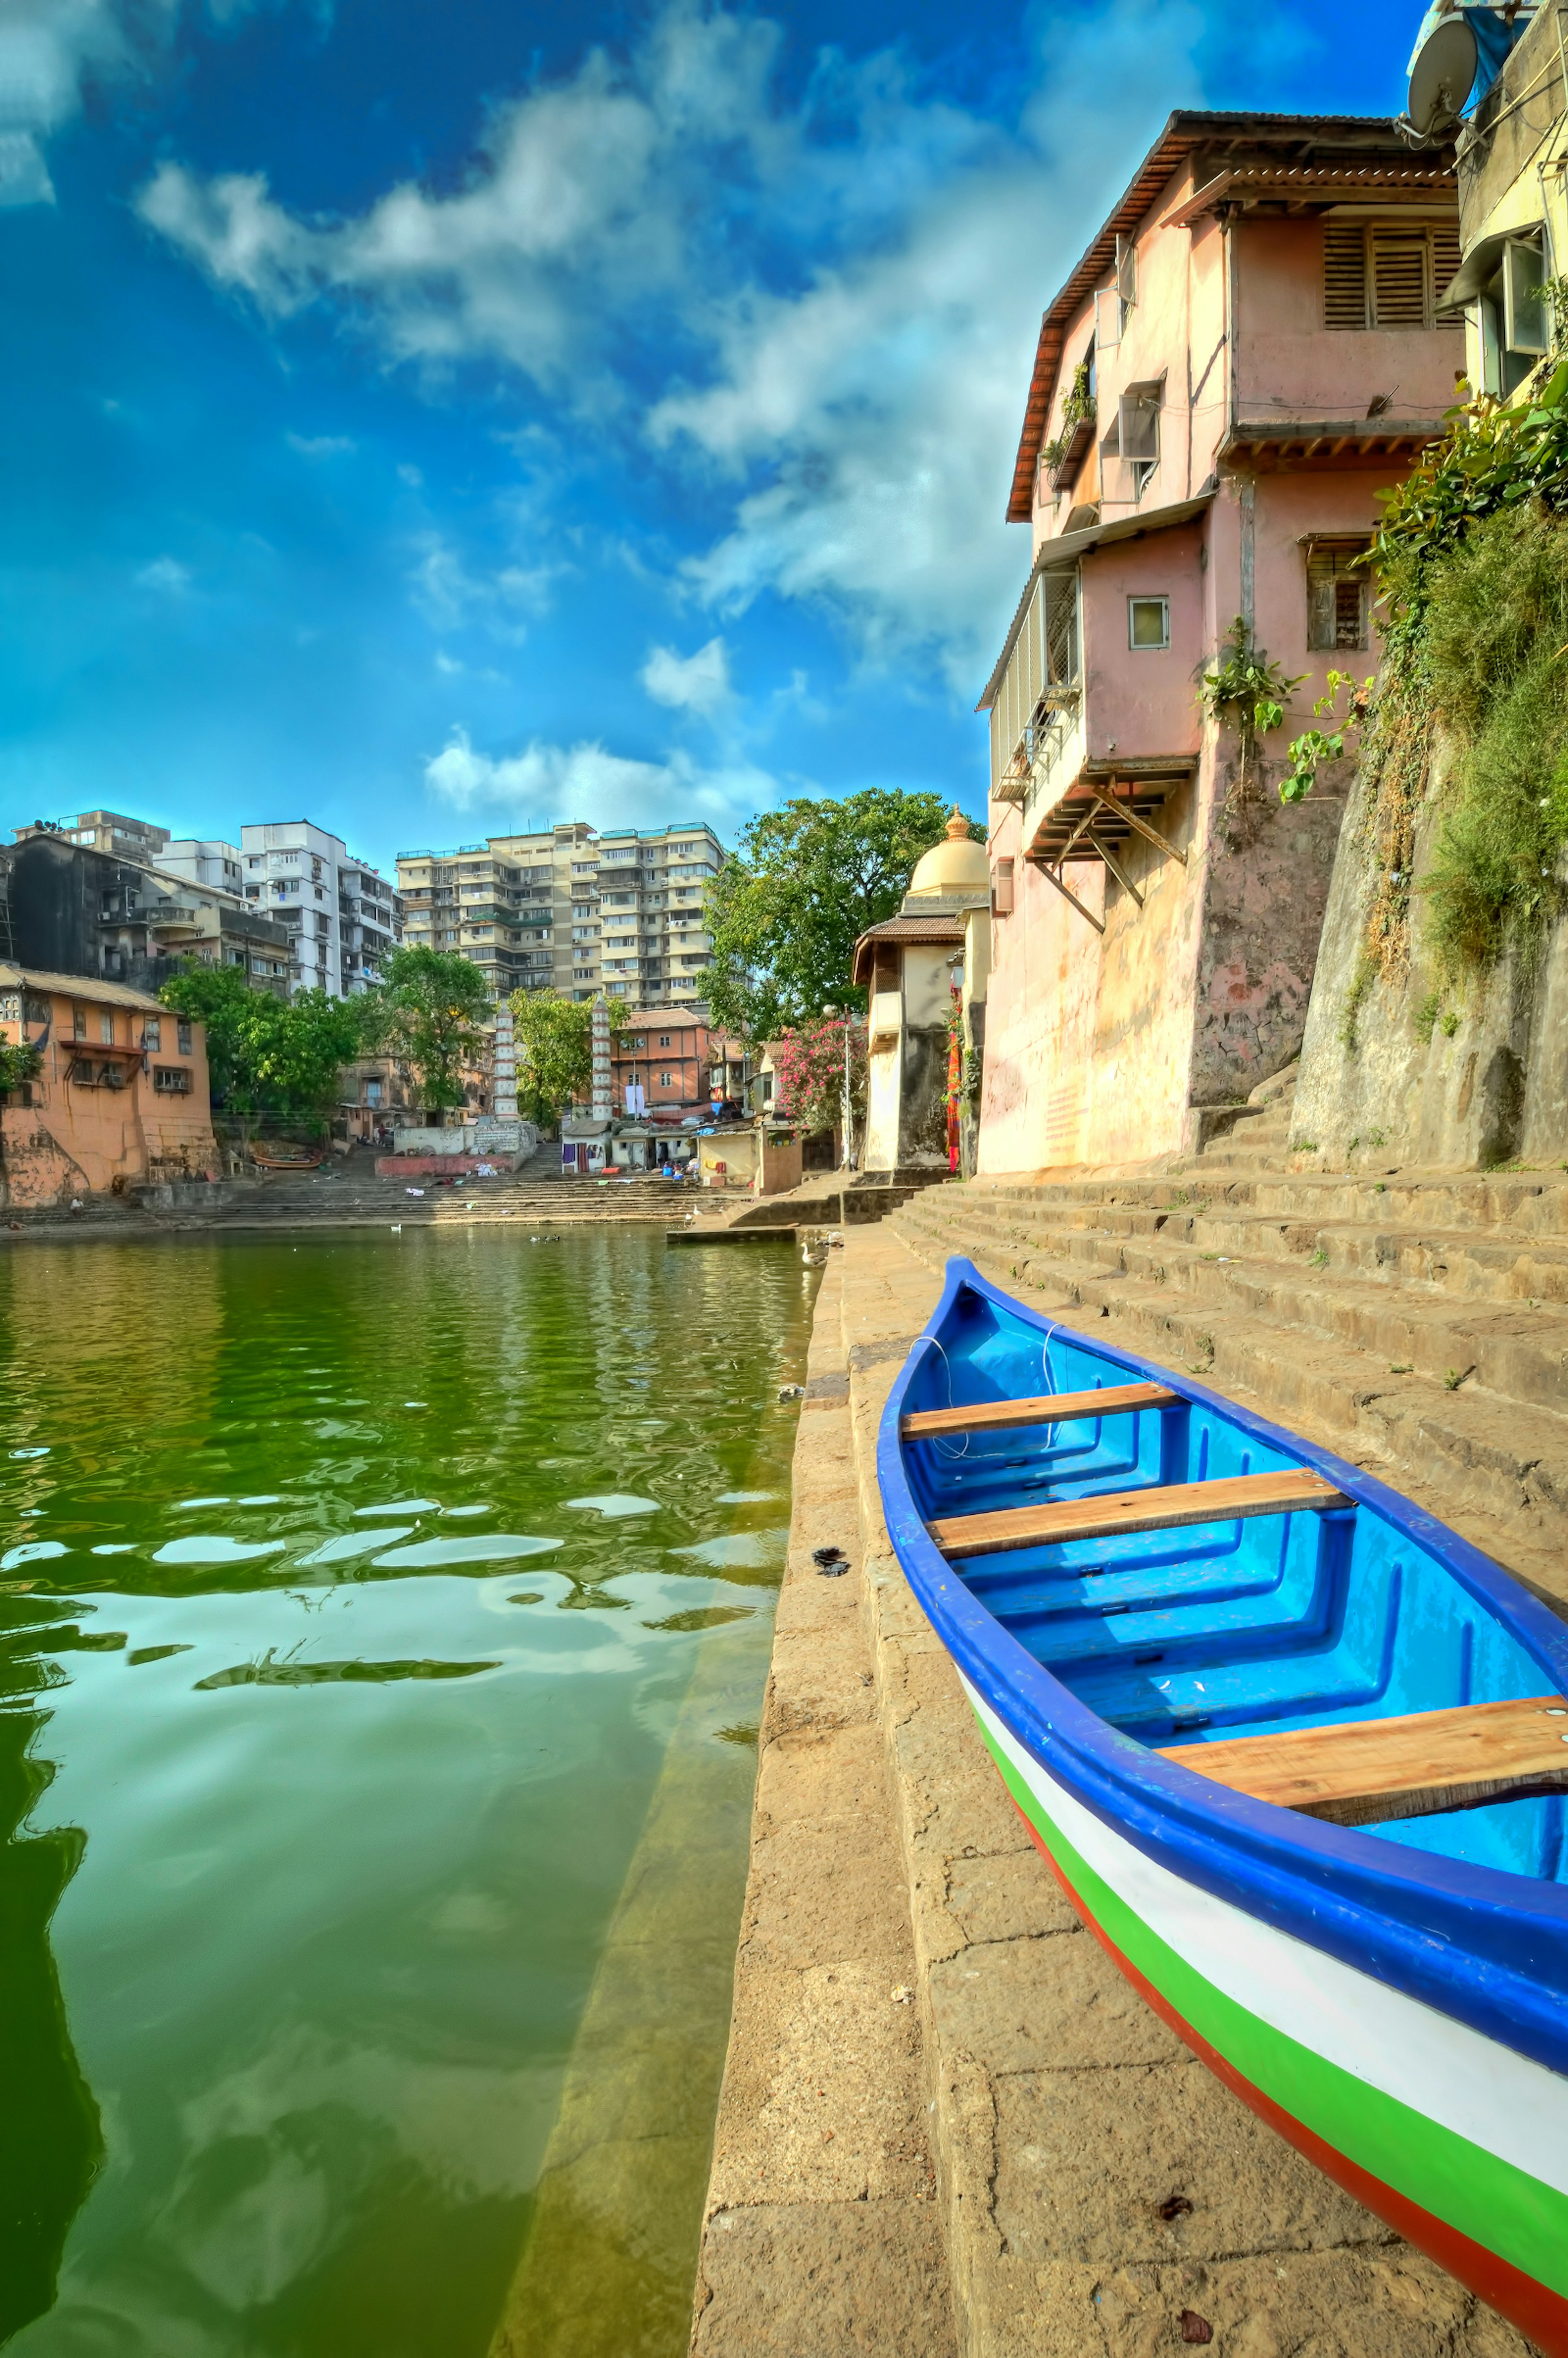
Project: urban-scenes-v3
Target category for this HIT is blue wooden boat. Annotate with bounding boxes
[878,1258,1568,2352]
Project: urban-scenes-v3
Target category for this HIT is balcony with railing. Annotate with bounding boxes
[986,568,1081,809]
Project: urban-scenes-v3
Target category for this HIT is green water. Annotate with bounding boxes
[0,1228,813,2357]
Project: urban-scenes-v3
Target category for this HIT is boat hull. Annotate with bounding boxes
[965,1676,1568,2353]
[879,1259,1568,2353]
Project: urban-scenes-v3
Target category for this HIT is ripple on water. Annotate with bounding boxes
[566,1495,660,1519]
[1,1540,69,1570]
[353,1498,440,1517]
[296,1529,415,1567]
[370,1533,564,1569]
[152,1535,288,1567]
[670,1530,788,1571]
[715,1491,777,1504]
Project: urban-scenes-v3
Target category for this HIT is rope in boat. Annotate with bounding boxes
[922,1325,1062,1461]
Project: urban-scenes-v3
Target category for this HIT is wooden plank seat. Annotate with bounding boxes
[1159,1693,1568,1828]
[928,1468,1349,1562]
[902,1380,1178,1441]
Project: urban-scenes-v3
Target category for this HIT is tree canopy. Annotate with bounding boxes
[703,789,981,1042]
[366,948,492,1115]
[158,965,368,1121]
[508,991,629,1124]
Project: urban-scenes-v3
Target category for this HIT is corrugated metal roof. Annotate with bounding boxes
[851,916,967,987]
[0,964,170,1012]
[1005,112,1458,524]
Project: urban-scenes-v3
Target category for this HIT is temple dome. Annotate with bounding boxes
[906,806,988,898]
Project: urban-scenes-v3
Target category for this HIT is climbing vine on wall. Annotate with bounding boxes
[1288,363,1568,990]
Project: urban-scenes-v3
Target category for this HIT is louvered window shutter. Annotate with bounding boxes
[1370,229,1430,329]
[1432,221,1463,323]
[1324,225,1367,329]
[1306,547,1370,652]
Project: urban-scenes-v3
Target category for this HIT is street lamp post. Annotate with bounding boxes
[822,1004,853,1169]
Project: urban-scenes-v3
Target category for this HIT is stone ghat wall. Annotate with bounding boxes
[1294,735,1568,1169]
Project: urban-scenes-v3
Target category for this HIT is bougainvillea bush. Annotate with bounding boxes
[769,1019,867,1137]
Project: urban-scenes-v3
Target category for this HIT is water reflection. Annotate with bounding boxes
[0,1703,101,2342]
[0,1230,812,2356]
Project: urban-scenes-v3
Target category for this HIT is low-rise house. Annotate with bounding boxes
[610,1010,721,1115]
[979,110,1463,1170]
[853,811,990,1173]
[0,966,218,1203]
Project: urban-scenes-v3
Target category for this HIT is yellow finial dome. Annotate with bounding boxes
[906,805,987,898]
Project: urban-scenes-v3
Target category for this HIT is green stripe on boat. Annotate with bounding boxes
[972,1707,1568,2302]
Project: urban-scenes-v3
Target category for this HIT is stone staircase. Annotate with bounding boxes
[889,1072,1568,1615]
[0,1143,690,1235]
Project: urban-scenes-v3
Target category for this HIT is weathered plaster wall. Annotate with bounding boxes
[1189,761,1351,1105]
[1079,524,1207,763]
[1233,217,1460,423]
[1294,735,1568,1168]
[980,775,1207,1174]
[863,1041,901,1174]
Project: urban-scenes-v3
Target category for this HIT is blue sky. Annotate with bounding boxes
[0,0,1421,873]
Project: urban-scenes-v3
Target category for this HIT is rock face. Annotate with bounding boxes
[1293,731,1568,1169]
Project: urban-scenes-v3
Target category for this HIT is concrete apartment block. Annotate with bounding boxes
[396,820,723,1004]
[239,820,402,998]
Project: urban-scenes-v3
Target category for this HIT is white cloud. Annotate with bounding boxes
[138,0,1217,690]
[406,535,558,640]
[640,635,730,715]
[285,430,355,457]
[135,555,192,594]
[424,724,775,838]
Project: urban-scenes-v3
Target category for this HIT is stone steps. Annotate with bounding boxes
[889,1167,1568,1615]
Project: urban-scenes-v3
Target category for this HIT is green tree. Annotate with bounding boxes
[369,947,492,1118]
[159,966,367,1122]
[704,789,981,1041]
[508,991,630,1125]
[156,964,254,1108]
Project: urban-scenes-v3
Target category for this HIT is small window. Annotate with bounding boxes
[992,857,1016,917]
[22,995,48,1025]
[659,1034,671,1048]
[1128,596,1170,651]
[659,1070,674,1086]
[1306,544,1370,651]
[72,1007,87,1041]
[153,1066,192,1094]
[143,1018,161,1052]
[177,1019,193,1055]
[99,1011,115,1045]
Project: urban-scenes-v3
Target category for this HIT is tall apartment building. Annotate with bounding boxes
[395,822,723,1004]
[238,822,403,998]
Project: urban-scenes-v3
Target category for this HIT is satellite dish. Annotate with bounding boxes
[1402,3,1477,139]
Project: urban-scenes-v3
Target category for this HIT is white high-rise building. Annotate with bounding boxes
[239,821,403,998]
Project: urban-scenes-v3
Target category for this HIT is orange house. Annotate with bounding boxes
[0,965,218,1206]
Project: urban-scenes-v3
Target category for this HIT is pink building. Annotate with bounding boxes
[979,111,1462,1172]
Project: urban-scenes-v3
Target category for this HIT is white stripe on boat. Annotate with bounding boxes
[966,1681,1568,2200]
